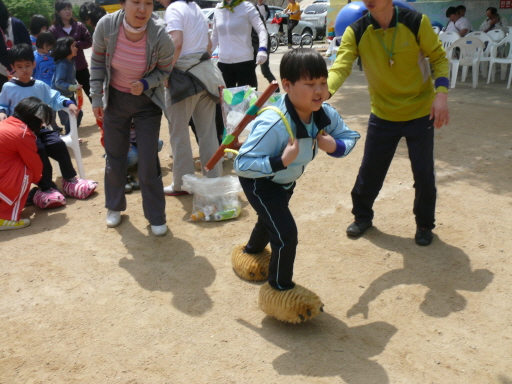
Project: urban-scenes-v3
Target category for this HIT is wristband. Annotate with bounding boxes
[258,47,268,52]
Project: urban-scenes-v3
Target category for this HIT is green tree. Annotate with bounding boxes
[4,0,81,30]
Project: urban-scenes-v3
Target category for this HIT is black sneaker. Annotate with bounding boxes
[415,227,433,246]
[346,220,373,236]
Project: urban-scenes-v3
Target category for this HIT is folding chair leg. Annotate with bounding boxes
[451,63,459,88]
[472,64,479,88]
[508,66,512,89]
[461,66,468,82]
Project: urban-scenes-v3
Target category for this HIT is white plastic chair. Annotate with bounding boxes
[466,31,494,77]
[326,36,342,67]
[52,108,86,179]
[439,32,460,78]
[487,33,512,89]
[487,29,505,43]
[447,36,484,88]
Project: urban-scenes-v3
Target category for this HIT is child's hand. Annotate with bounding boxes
[317,130,336,153]
[131,81,144,96]
[68,104,80,117]
[0,112,7,122]
[281,137,299,167]
[93,107,104,122]
[77,84,83,90]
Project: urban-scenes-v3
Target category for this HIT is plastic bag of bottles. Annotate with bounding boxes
[182,174,242,222]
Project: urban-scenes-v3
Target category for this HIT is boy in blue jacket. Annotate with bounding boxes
[233,48,360,323]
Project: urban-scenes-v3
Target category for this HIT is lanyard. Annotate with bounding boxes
[369,6,399,67]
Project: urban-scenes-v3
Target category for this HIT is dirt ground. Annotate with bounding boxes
[1,47,512,384]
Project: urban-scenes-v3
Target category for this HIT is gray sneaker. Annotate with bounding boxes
[346,220,373,236]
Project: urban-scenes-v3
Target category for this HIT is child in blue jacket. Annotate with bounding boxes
[232,48,360,323]
[51,36,83,134]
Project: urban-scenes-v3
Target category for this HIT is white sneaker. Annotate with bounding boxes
[151,224,168,237]
[163,183,191,196]
[106,210,121,228]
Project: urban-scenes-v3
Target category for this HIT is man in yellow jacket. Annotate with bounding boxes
[328,0,450,246]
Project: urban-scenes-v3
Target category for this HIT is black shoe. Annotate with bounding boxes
[415,227,433,246]
[346,220,373,236]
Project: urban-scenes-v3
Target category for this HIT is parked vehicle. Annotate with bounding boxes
[300,1,329,39]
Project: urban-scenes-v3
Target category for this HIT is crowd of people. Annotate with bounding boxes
[443,4,509,36]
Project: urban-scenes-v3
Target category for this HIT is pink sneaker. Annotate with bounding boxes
[62,178,98,199]
[33,188,66,209]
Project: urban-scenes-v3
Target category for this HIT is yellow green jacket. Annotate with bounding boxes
[328,8,449,122]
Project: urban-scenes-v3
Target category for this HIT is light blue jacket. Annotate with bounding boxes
[0,79,70,116]
[234,95,360,186]
[90,10,174,116]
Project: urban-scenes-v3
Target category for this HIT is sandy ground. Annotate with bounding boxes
[1,47,512,384]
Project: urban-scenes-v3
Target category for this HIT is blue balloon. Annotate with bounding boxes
[334,0,416,37]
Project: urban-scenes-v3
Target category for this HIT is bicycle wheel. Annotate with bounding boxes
[270,35,279,53]
[291,33,302,46]
[300,34,313,49]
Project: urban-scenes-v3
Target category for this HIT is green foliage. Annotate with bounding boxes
[4,0,55,28]
[4,0,82,30]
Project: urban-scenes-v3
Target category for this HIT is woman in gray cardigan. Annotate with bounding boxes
[91,0,174,236]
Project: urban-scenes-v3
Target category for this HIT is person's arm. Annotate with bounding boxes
[211,10,219,50]
[320,106,361,157]
[18,132,43,184]
[418,14,450,129]
[234,115,296,178]
[248,3,267,64]
[75,22,93,50]
[139,25,174,91]
[53,62,77,93]
[0,86,12,119]
[169,30,183,64]
[327,26,359,97]
[90,17,108,119]
[0,37,11,73]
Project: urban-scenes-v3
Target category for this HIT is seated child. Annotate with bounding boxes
[29,14,50,51]
[0,97,52,230]
[0,43,97,209]
[232,48,360,323]
[51,36,83,135]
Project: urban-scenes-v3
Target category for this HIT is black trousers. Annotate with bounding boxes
[351,114,437,230]
[287,19,299,45]
[75,68,91,102]
[240,177,297,291]
[37,129,77,191]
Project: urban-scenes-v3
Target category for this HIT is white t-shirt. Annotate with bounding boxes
[164,0,209,57]
[446,16,473,34]
[211,2,267,64]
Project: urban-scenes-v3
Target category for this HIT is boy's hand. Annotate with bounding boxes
[317,130,336,153]
[93,107,104,122]
[430,93,449,129]
[0,112,7,121]
[68,104,79,117]
[131,81,144,96]
[77,84,83,90]
[281,137,299,167]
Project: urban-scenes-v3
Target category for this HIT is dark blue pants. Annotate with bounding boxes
[239,177,297,291]
[37,129,76,191]
[351,114,436,230]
